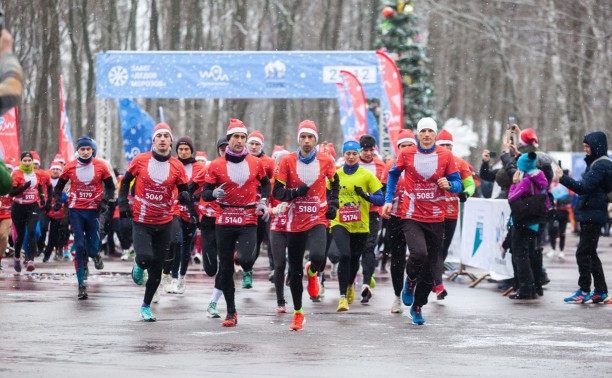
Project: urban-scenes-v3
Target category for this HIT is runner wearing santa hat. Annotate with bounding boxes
[200,119,271,327]
[381,129,416,313]
[273,120,339,330]
[434,129,475,300]
[244,130,276,289]
[43,163,69,262]
[117,123,191,321]
[383,118,462,325]
[53,136,115,299]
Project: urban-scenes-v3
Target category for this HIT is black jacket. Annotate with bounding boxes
[560,131,612,224]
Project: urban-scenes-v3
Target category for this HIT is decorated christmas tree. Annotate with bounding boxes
[375,1,436,129]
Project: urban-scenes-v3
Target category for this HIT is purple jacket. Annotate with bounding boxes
[508,169,550,209]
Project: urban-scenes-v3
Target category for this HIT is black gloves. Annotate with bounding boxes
[119,201,133,219]
[96,199,109,214]
[325,201,338,220]
[458,191,469,203]
[53,201,62,212]
[354,186,371,202]
[45,200,52,213]
[294,184,309,198]
[178,191,192,205]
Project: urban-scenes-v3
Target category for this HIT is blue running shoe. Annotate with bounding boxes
[132,263,145,285]
[563,289,589,304]
[140,306,156,322]
[409,305,426,325]
[401,276,416,306]
[585,290,608,304]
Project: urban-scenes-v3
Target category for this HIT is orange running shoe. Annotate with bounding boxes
[289,312,304,331]
[305,262,319,298]
[221,312,238,327]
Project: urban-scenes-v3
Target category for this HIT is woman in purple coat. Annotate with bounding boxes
[508,151,549,299]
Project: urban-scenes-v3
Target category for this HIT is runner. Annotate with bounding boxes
[273,120,339,330]
[32,151,52,257]
[117,123,190,321]
[381,129,416,313]
[43,163,69,262]
[382,118,462,325]
[434,129,475,299]
[201,119,271,327]
[53,136,115,299]
[244,130,275,289]
[331,140,383,311]
[10,152,45,272]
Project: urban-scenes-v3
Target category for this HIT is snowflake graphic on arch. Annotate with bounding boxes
[108,66,129,86]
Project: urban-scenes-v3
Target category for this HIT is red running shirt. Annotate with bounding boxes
[0,194,11,219]
[193,164,220,218]
[128,152,188,225]
[394,145,458,223]
[177,161,205,222]
[205,155,266,226]
[60,159,112,210]
[275,152,336,232]
[11,170,44,205]
[381,159,406,218]
[360,157,386,214]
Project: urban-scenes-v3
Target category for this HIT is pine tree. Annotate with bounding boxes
[375,1,436,129]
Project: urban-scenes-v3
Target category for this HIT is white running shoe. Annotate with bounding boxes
[545,248,556,259]
[558,251,565,260]
[152,288,160,303]
[121,249,130,261]
[161,273,173,293]
[170,278,178,293]
[176,275,186,294]
[391,296,403,314]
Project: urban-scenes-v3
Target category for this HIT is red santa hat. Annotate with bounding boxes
[50,163,63,171]
[519,128,539,147]
[247,130,264,146]
[152,123,173,141]
[4,158,14,170]
[195,151,208,162]
[396,129,416,146]
[272,145,286,154]
[30,151,41,165]
[53,154,66,165]
[297,120,318,143]
[436,129,454,146]
[226,118,248,136]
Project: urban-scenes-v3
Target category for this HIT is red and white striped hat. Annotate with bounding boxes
[297,120,318,143]
[53,154,66,165]
[436,129,454,146]
[226,119,248,136]
[152,123,173,141]
[247,130,264,146]
[519,128,539,147]
[50,163,63,171]
[195,151,208,162]
[396,129,416,147]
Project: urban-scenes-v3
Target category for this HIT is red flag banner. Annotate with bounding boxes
[376,51,404,155]
[59,75,75,163]
[339,70,367,140]
[0,107,20,162]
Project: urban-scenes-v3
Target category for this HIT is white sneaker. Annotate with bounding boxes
[120,249,130,261]
[391,296,403,314]
[170,278,178,293]
[161,273,173,293]
[152,288,160,303]
[176,275,186,294]
[546,248,556,259]
[193,253,202,264]
[558,251,565,260]
[331,263,338,280]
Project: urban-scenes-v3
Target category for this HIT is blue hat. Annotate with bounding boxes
[517,151,537,173]
[77,136,93,150]
[91,139,98,157]
[343,140,361,154]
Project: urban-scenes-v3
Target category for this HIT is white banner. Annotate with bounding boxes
[460,198,512,278]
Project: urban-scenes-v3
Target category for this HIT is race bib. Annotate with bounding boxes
[293,196,319,214]
[142,184,170,204]
[414,182,438,201]
[339,205,361,223]
[217,207,254,226]
[76,184,96,200]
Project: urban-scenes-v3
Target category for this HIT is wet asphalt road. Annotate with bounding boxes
[0,233,611,378]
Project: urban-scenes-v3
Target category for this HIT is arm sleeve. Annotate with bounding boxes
[369,189,384,206]
[501,152,518,177]
[102,176,115,202]
[188,181,200,195]
[329,173,339,205]
[202,182,216,202]
[559,164,606,195]
[384,166,401,204]
[446,172,463,193]
[259,176,271,200]
[462,175,476,196]
[479,161,497,182]
[118,172,135,204]
[272,179,295,202]
[53,178,68,202]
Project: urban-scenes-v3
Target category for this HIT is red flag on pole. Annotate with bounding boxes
[59,75,75,163]
[339,70,367,139]
[376,50,404,155]
[0,107,20,162]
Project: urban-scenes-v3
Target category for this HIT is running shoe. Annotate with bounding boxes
[391,296,403,314]
[336,297,349,312]
[161,273,173,293]
[409,305,426,325]
[369,274,376,289]
[78,284,88,300]
[132,263,145,285]
[176,276,186,294]
[140,306,157,322]
[558,251,565,260]
[305,262,319,298]
[563,289,589,303]
[401,276,416,306]
[434,284,447,300]
[170,278,178,293]
[193,252,202,264]
[63,249,69,259]
[13,257,21,273]
[268,270,274,283]
[152,288,160,303]
[380,265,388,274]
[242,270,253,289]
[585,290,608,304]
[346,284,355,304]
[26,260,35,272]
[275,305,287,313]
[93,253,104,270]
[42,255,50,263]
[289,312,305,331]
[206,301,221,318]
[361,285,372,304]
[222,312,238,327]
[545,248,556,259]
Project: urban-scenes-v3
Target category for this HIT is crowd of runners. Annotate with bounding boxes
[2,117,610,330]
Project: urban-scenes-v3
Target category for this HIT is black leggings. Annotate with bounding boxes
[387,215,407,297]
[200,216,218,276]
[286,224,327,311]
[216,224,257,314]
[332,225,368,296]
[548,210,568,251]
[118,218,133,250]
[11,202,40,260]
[43,218,69,259]
[255,215,269,265]
[361,212,380,285]
[172,219,196,278]
[133,220,174,306]
[270,230,288,306]
[435,218,458,286]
